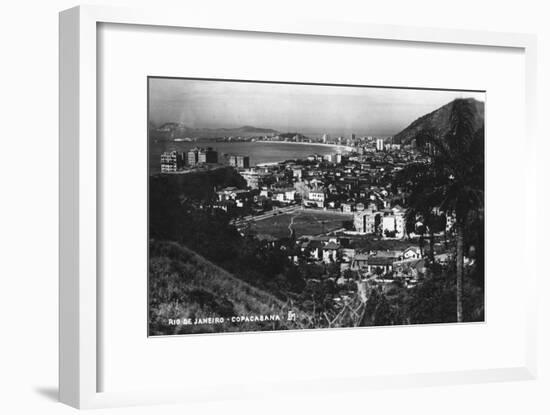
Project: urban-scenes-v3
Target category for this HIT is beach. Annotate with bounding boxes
[255,140,354,152]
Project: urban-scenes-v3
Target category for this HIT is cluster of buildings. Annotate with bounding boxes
[349,246,422,276]
[293,234,431,286]
[158,133,419,175]
[201,137,423,218]
[159,149,254,173]
[213,137,456,291]
[160,147,218,172]
[222,145,416,236]
[157,133,461,308]
[254,133,410,154]
[155,130,462,311]
[161,134,452,247]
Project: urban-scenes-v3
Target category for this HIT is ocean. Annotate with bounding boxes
[149,140,350,173]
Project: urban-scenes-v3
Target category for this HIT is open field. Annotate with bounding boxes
[250,209,353,239]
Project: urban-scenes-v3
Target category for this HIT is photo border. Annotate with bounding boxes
[145,75,487,338]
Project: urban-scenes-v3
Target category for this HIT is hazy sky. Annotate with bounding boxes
[149,78,485,136]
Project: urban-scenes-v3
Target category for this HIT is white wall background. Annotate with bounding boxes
[0,0,548,414]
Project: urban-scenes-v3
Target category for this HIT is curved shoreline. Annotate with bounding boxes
[255,140,353,152]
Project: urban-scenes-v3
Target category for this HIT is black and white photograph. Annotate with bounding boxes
[148,77,485,336]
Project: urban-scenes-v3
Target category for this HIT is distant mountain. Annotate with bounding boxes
[150,123,279,140]
[393,98,484,145]
[192,125,279,138]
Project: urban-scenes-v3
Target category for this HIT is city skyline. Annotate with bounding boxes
[149,78,485,136]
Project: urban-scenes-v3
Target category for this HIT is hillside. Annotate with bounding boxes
[393,98,484,145]
[148,240,304,335]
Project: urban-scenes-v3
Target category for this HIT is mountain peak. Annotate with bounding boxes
[393,98,485,145]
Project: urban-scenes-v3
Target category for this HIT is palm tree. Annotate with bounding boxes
[396,99,484,322]
[403,193,441,264]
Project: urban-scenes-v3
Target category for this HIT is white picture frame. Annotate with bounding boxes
[59,4,538,409]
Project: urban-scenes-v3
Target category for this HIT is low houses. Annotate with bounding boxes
[239,168,270,189]
[392,258,425,278]
[307,154,323,162]
[285,189,297,202]
[435,252,452,264]
[340,246,357,263]
[322,241,340,263]
[341,202,354,213]
[212,199,235,212]
[271,187,296,203]
[351,253,370,270]
[216,187,250,202]
[351,246,424,277]
[366,254,396,274]
[216,187,252,209]
[402,246,422,260]
[305,187,326,208]
[213,187,252,211]
[303,240,324,261]
[273,191,286,203]
[299,237,342,263]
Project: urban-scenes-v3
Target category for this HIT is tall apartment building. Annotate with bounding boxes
[198,147,218,164]
[354,206,405,238]
[229,154,250,168]
[160,151,185,173]
[354,208,378,234]
[187,147,218,165]
[376,137,385,151]
[187,148,199,166]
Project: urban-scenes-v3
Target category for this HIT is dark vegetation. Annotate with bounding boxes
[358,263,484,327]
[394,98,485,322]
[149,240,302,335]
[150,169,306,298]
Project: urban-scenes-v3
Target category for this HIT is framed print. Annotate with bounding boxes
[59,5,538,409]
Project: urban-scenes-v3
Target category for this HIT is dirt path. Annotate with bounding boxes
[288,211,303,237]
